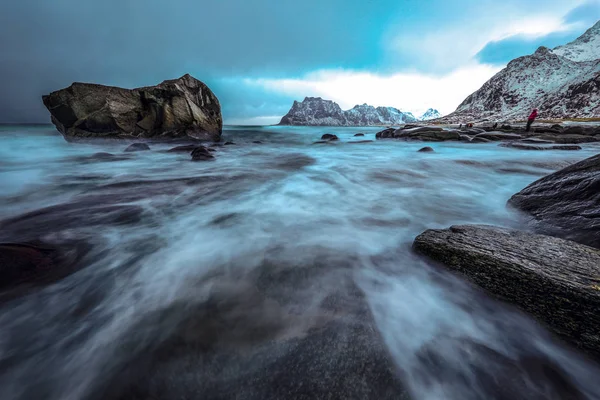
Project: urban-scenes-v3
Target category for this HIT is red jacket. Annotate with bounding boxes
[528,110,538,121]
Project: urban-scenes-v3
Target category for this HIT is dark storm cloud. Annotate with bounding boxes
[0,0,398,123]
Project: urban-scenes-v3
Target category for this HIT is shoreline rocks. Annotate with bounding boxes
[42,74,222,142]
[508,153,600,248]
[413,225,600,357]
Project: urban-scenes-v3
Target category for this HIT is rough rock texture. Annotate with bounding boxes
[278,97,418,126]
[321,133,339,141]
[474,132,522,141]
[436,21,600,122]
[508,153,600,248]
[413,225,600,357]
[191,146,215,161]
[42,74,223,141]
[376,126,460,141]
[499,143,582,151]
[124,143,150,152]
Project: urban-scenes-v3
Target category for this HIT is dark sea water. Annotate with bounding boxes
[0,124,599,400]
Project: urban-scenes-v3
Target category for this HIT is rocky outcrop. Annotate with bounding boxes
[438,21,600,122]
[499,143,581,151]
[508,153,600,248]
[413,225,600,357]
[278,97,417,126]
[376,126,460,141]
[42,74,223,141]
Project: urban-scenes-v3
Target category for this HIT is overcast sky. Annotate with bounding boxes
[1,0,599,124]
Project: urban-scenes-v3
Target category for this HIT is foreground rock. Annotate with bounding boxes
[42,74,223,141]
[413,225,600,357]
[508,153,600,248]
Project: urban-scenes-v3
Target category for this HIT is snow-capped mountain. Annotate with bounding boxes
[278,97,418,126]
[443,20,600,122]
[419,108,442,121]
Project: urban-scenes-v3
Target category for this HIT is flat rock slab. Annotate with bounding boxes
[500,143,582,151]
[474,131,522,141]
[508,153,600,248]
[413,225,600,358]
[537,134,600,144]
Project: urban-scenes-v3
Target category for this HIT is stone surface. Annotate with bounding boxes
[124,143,150,152]
[378,126,460,141]
[413,224,600,357]
[418,146,434,152]
[191,146,215,161]
[508,153,600,248]
[166,145,200,153]
[321,133,339,141]
[42,74,222,141]
[500,143,582,151]
[474,131,522,141]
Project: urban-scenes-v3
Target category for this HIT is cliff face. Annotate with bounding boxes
[279,97,418,126]
[43,74,223,141]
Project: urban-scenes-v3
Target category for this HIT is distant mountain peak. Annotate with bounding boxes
[553,19,600,62]
[419,108,442,121]
[441,20,600,122]
[279,98,417,126]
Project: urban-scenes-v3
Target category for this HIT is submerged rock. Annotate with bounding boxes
[418,146,434,152]
[354,133,365,137]
[42,74,222,141]
[508,153,600,248]
[537,134,600,144]
[166,145,200,153]
[124,143,150,152]
[191,146,215,161]
[413,225,600,357]
[321,133,339,141]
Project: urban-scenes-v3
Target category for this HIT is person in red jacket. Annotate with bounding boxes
[526,108,538,132]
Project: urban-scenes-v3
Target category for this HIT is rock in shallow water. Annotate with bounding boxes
[321,133,339,141]
[418,146,434,152]
[191,146,215,161]
[124,143,150,152]
[508,153,600,248]
[474,131,522,141]
[42,74,222,141]
[413,224,600,358]
[500,143,582,151]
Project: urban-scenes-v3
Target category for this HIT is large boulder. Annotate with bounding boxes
[508,153,600,248]
[42,74,222,141]
[413,225,600,357]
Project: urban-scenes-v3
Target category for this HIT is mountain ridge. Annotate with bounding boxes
[439,20,600,123]
[278,97,426,126]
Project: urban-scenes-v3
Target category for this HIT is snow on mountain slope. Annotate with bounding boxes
[419,108,442,121]
[441,20,600,122]
[554,20,600,62]
[278,98,417,126]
